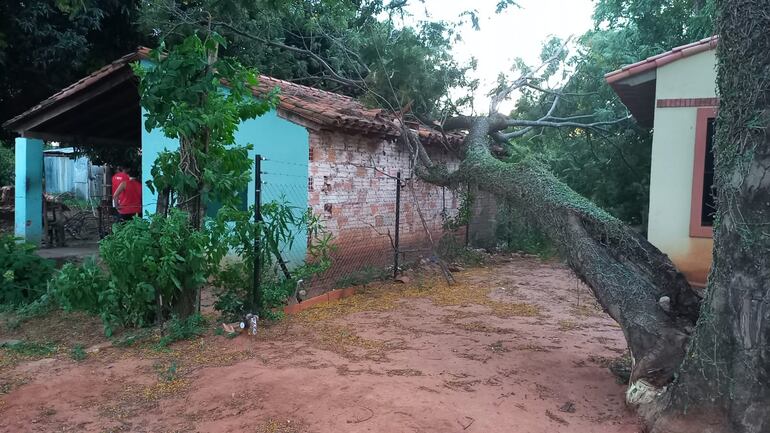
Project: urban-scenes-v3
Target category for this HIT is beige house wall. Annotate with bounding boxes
[648,50,716,285]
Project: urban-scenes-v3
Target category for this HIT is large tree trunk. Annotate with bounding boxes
[650,2,770,432]
[430,24,769,422]
[433,117,703,388]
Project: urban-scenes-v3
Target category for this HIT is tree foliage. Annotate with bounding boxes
[0,235,55,306]
[0,143,13,186]
[137,0,476,119]
[134,32,277,228]
[510,0,716,226]
[0,0,146,141]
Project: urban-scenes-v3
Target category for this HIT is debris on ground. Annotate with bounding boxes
[559,400,577,413]
[545,409,570,425]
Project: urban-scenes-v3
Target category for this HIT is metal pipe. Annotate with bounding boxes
[253,154,263,311]
[393,171,401,278]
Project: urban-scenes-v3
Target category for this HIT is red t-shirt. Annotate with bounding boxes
[112,171,129,196]
[118,178,142,215]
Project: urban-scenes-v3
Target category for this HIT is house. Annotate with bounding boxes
[4,48,495,288]
[606,36,719,287]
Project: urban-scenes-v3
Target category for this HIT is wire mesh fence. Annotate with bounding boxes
[255,154,470,296]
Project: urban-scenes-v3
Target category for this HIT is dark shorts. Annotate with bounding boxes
[119,213,139,222]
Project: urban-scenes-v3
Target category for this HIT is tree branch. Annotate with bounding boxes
[488,36,572,113]
[498,115,632,139]
[212,21,365,88]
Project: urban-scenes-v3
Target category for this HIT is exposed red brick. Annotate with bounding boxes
[656,98,719,108]
[307,129,495,291]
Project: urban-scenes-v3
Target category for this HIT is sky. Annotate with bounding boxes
[405,0,596,112]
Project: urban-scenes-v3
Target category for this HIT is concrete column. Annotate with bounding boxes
[14,137,44,244]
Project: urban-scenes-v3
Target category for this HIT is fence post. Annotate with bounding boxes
[465,183,471,247]
[253,154,263,312]
[393,171,401,278]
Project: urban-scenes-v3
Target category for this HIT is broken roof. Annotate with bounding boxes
[604,36,718,127]
[4,47,460,146]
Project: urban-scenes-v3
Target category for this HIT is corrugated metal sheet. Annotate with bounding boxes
[44,148,104,201]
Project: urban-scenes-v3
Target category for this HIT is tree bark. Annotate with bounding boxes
[650,2,770,432]
[426,2,770,430]
[432,116,702,389]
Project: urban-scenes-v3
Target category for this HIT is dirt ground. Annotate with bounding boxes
[0,255,640,433]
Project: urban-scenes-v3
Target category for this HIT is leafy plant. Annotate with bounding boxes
[98,209,208,334]
[3,340,57,357]
[70,344,86,361]
[0,235,55,306]
[132,33,277,316]
[51,257,106,314]
[153,359,179,382]
[156,314,208,348]
[0,144,13,186]
[49,210,208,336]
[442,186,474,231]
[134,32,276,227]
[208,198,333,320]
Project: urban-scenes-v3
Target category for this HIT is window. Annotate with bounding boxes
[690,107,717,238]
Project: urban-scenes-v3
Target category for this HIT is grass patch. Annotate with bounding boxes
[70,344,87,361]
[557,319,584,331]
[2,341,56,357]
[156,314,208,349]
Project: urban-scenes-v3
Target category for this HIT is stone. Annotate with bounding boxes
[0,339,22,348]
[85,341,112,354]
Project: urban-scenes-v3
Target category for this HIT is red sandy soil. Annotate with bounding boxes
[0,256,640,433]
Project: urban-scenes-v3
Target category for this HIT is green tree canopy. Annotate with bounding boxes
[137,0,476,120]
[0,0,147,141]
[508,0,716,225]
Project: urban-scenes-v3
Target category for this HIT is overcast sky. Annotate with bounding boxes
[405,0,596,112]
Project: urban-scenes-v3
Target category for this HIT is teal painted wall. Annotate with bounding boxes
[14,137,44,243]
[139,107,309,266]
[140,107,179,214]
[237,111,309,267]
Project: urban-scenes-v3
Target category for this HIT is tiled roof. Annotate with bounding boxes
[4,47,461,146]
[605,36,718,84]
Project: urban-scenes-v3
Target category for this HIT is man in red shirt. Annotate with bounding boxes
[111,165,128,198]
[112,167,142,221]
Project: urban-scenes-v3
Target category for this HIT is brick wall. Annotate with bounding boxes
[308,129,469,290]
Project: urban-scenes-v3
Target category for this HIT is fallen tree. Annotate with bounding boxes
[404,1,770,429]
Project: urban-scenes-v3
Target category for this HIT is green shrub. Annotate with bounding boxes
[98,209,207,333]
[70,344,87,361]
[49,210,208,336]
[156,314,208,348]
[3,340,57,357]
[0,145,13,187]
[51,257,106,314]
[208,199,332,320]
[0,235,55,306]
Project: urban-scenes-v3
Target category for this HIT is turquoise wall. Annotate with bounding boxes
[140,107,309,266]
[140,107,179,214]
[238,111,309,267]
[14,137,44,243]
